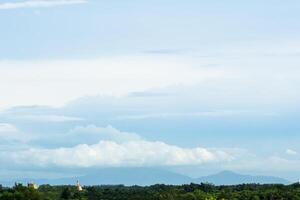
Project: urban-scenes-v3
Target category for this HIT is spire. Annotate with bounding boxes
[76,180,83,191]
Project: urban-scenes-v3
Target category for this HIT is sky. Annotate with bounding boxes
[0,0,300,182]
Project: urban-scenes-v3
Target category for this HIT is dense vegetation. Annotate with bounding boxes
[1,182,300,200]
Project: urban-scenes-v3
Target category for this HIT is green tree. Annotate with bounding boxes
[61,187,72,200]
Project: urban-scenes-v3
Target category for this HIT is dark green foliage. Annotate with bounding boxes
[61,187,72,200]
[0,184,41,200]
[1,182,300,200]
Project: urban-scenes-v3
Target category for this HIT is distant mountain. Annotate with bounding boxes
[1,168,192,187]
[76,168,193,186]
[197,170,290,185]
[0,169,290,187]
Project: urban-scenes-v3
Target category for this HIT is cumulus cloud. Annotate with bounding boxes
[0,0,87,10]
[286,149,297,156]
[6,140,232,168]
[0,124,233,168]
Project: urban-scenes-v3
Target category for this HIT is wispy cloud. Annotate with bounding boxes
[112,111,277,120]
[0,57,222,109]
[13,114,84,122]
[142,49,189,55]
[0,0,87,10]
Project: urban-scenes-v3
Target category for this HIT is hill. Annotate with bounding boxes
[197,170,290,185]
[1,168,289,186]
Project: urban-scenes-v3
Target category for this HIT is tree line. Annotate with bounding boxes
[1,182,300,200]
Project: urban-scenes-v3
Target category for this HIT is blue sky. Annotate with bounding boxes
[0,0,300,181]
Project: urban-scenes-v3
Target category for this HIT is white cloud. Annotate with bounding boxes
[0,124,233,168]
[286,149,297,156]
[7,140,232,168]
[0,0,87,10]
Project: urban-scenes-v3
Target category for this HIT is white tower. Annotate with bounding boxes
[76,180,83,191]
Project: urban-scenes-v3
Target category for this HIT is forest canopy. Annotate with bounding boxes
[1,182,300,200]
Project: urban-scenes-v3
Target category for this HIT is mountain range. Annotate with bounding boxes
[1,168,290,187]
[196,170,290,185]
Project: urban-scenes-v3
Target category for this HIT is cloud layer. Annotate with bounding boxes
[0,56,223,109]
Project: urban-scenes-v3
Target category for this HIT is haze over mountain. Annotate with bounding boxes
[0,168,289,187]
[197,170,290,185]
